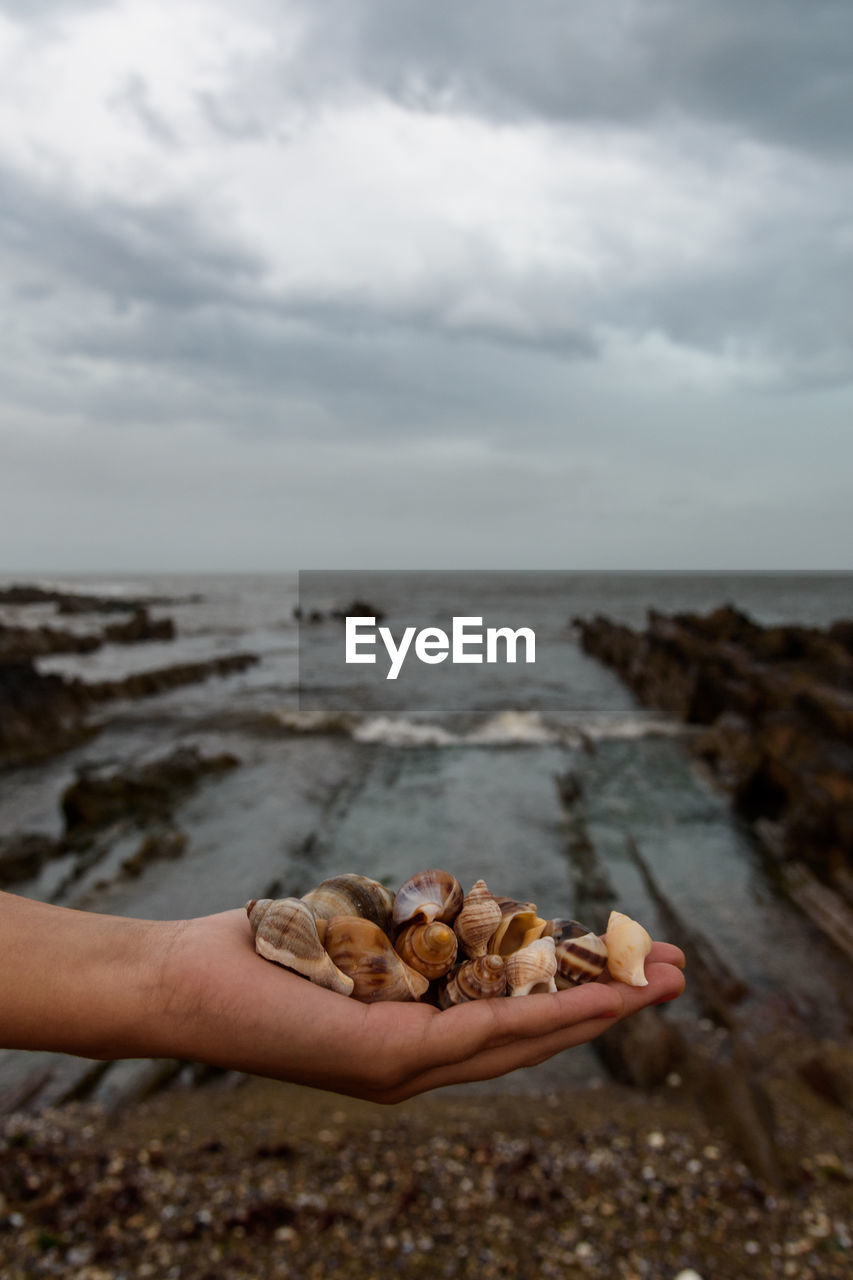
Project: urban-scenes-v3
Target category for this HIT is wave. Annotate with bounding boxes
[267,706,684,748]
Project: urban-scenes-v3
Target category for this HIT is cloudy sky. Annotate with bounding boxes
[1,0,851,569]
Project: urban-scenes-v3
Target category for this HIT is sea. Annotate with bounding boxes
[1,570,852,1100]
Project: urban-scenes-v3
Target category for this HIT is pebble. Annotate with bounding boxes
[1,1076,852,1280]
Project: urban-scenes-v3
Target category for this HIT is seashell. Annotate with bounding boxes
[439,954,507,1008]
[302,874,395,934]
[395,921,458,980]
[488,898,548,956]
[323,916,430,1003]
[505,936,558,996]
[454,880,502,959]
[550,920,608,988]
[605,910,652,987]
[392,868,464,929]
[246,898,354,996]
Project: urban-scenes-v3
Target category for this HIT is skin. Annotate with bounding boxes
[0,891,685,1105]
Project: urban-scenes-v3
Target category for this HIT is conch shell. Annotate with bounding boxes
[605,910,651,987]
[439,954,507,1008]
[395,921,458,980]
[324,916,430,1003]
[454,880,502,958]
[302,874,395,935]
[246,898,354,996]
[549,919,609,988]
[488,898,548,957]
[505,936,558,996]
[392,868,464,928]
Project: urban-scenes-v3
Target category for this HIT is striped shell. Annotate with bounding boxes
[505,936,558,996]
[394,921,458,980]
[439,954,507,1008]
[548,918,608,988]
[302,874,395,934]
[245,897,354,996]
[392,868,464,928]
[323,916,430,1003]
[454,880,502,959]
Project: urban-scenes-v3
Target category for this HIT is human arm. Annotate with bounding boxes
[0,891,685,1104]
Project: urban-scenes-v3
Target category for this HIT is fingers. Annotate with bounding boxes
[648,941,685,969]
[378,961,684,1102]
[385,959,685,1098]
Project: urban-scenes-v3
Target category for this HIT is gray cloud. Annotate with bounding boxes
[291,0,853,157]
[0,0,851,568]
[0,165,263,312]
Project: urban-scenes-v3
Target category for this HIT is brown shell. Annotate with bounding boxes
[488,898,548,956]
[302,874,395,934]
[392,868,464,928]
[245,898,354,996]
[439,954,507,1008]
[323,916,430,1003]
[395,921,458,980]
[454,880,502,959]
[505,936,558,996]
[552,924,608,988]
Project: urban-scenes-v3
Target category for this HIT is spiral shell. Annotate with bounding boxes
[505,936,558,996]
[439,954,507,1008]
[302,874,395,934]
[392,868,464,929]
[323,916,430,1003]
[454,880,502,959]
[551,921,608,988]
[246,898,354,996]
[395,921,458,980]
[605,910,651,987]
[488,898,548,957]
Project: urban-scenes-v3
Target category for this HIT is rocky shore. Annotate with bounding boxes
[0,585,257,767]
[574,607,853,962]
[1,1060,852,1280]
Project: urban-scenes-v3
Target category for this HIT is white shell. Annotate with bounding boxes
[605,910,652,987]
[504,936,558,996]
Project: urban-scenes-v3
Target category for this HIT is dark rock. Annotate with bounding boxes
[0,652,257,768]
[0,661,94,766]
[330,599,387,623]
[798,1043,853,1113]
[85,652,257,704]
[595,1008,685,1088]
[689,1044,786,1188]
[121,827,189,878]
[61,747,239,834]
[0,833,63,887]
[575,607,853,943]
[554,769,583,807]
[103,608,175,644]
[0,621,102,662]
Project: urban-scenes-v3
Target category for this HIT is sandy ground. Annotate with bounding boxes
[1,1059,852,1280]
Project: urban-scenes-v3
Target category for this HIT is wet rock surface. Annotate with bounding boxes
[1,1067,851,1280]
[0,748,238,894]
[61,747,239,836]
[0,654,257,768]
[0,583,248,767]
[574,607,853,958]
[0,662,95,766]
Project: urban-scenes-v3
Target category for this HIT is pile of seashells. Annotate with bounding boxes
[246,870,652,1006]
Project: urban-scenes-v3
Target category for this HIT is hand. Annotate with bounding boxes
[163,909,686,1104]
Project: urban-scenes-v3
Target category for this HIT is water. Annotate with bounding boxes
[1,571,851,1098]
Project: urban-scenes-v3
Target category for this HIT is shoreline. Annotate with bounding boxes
[2,1062,852,1280]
